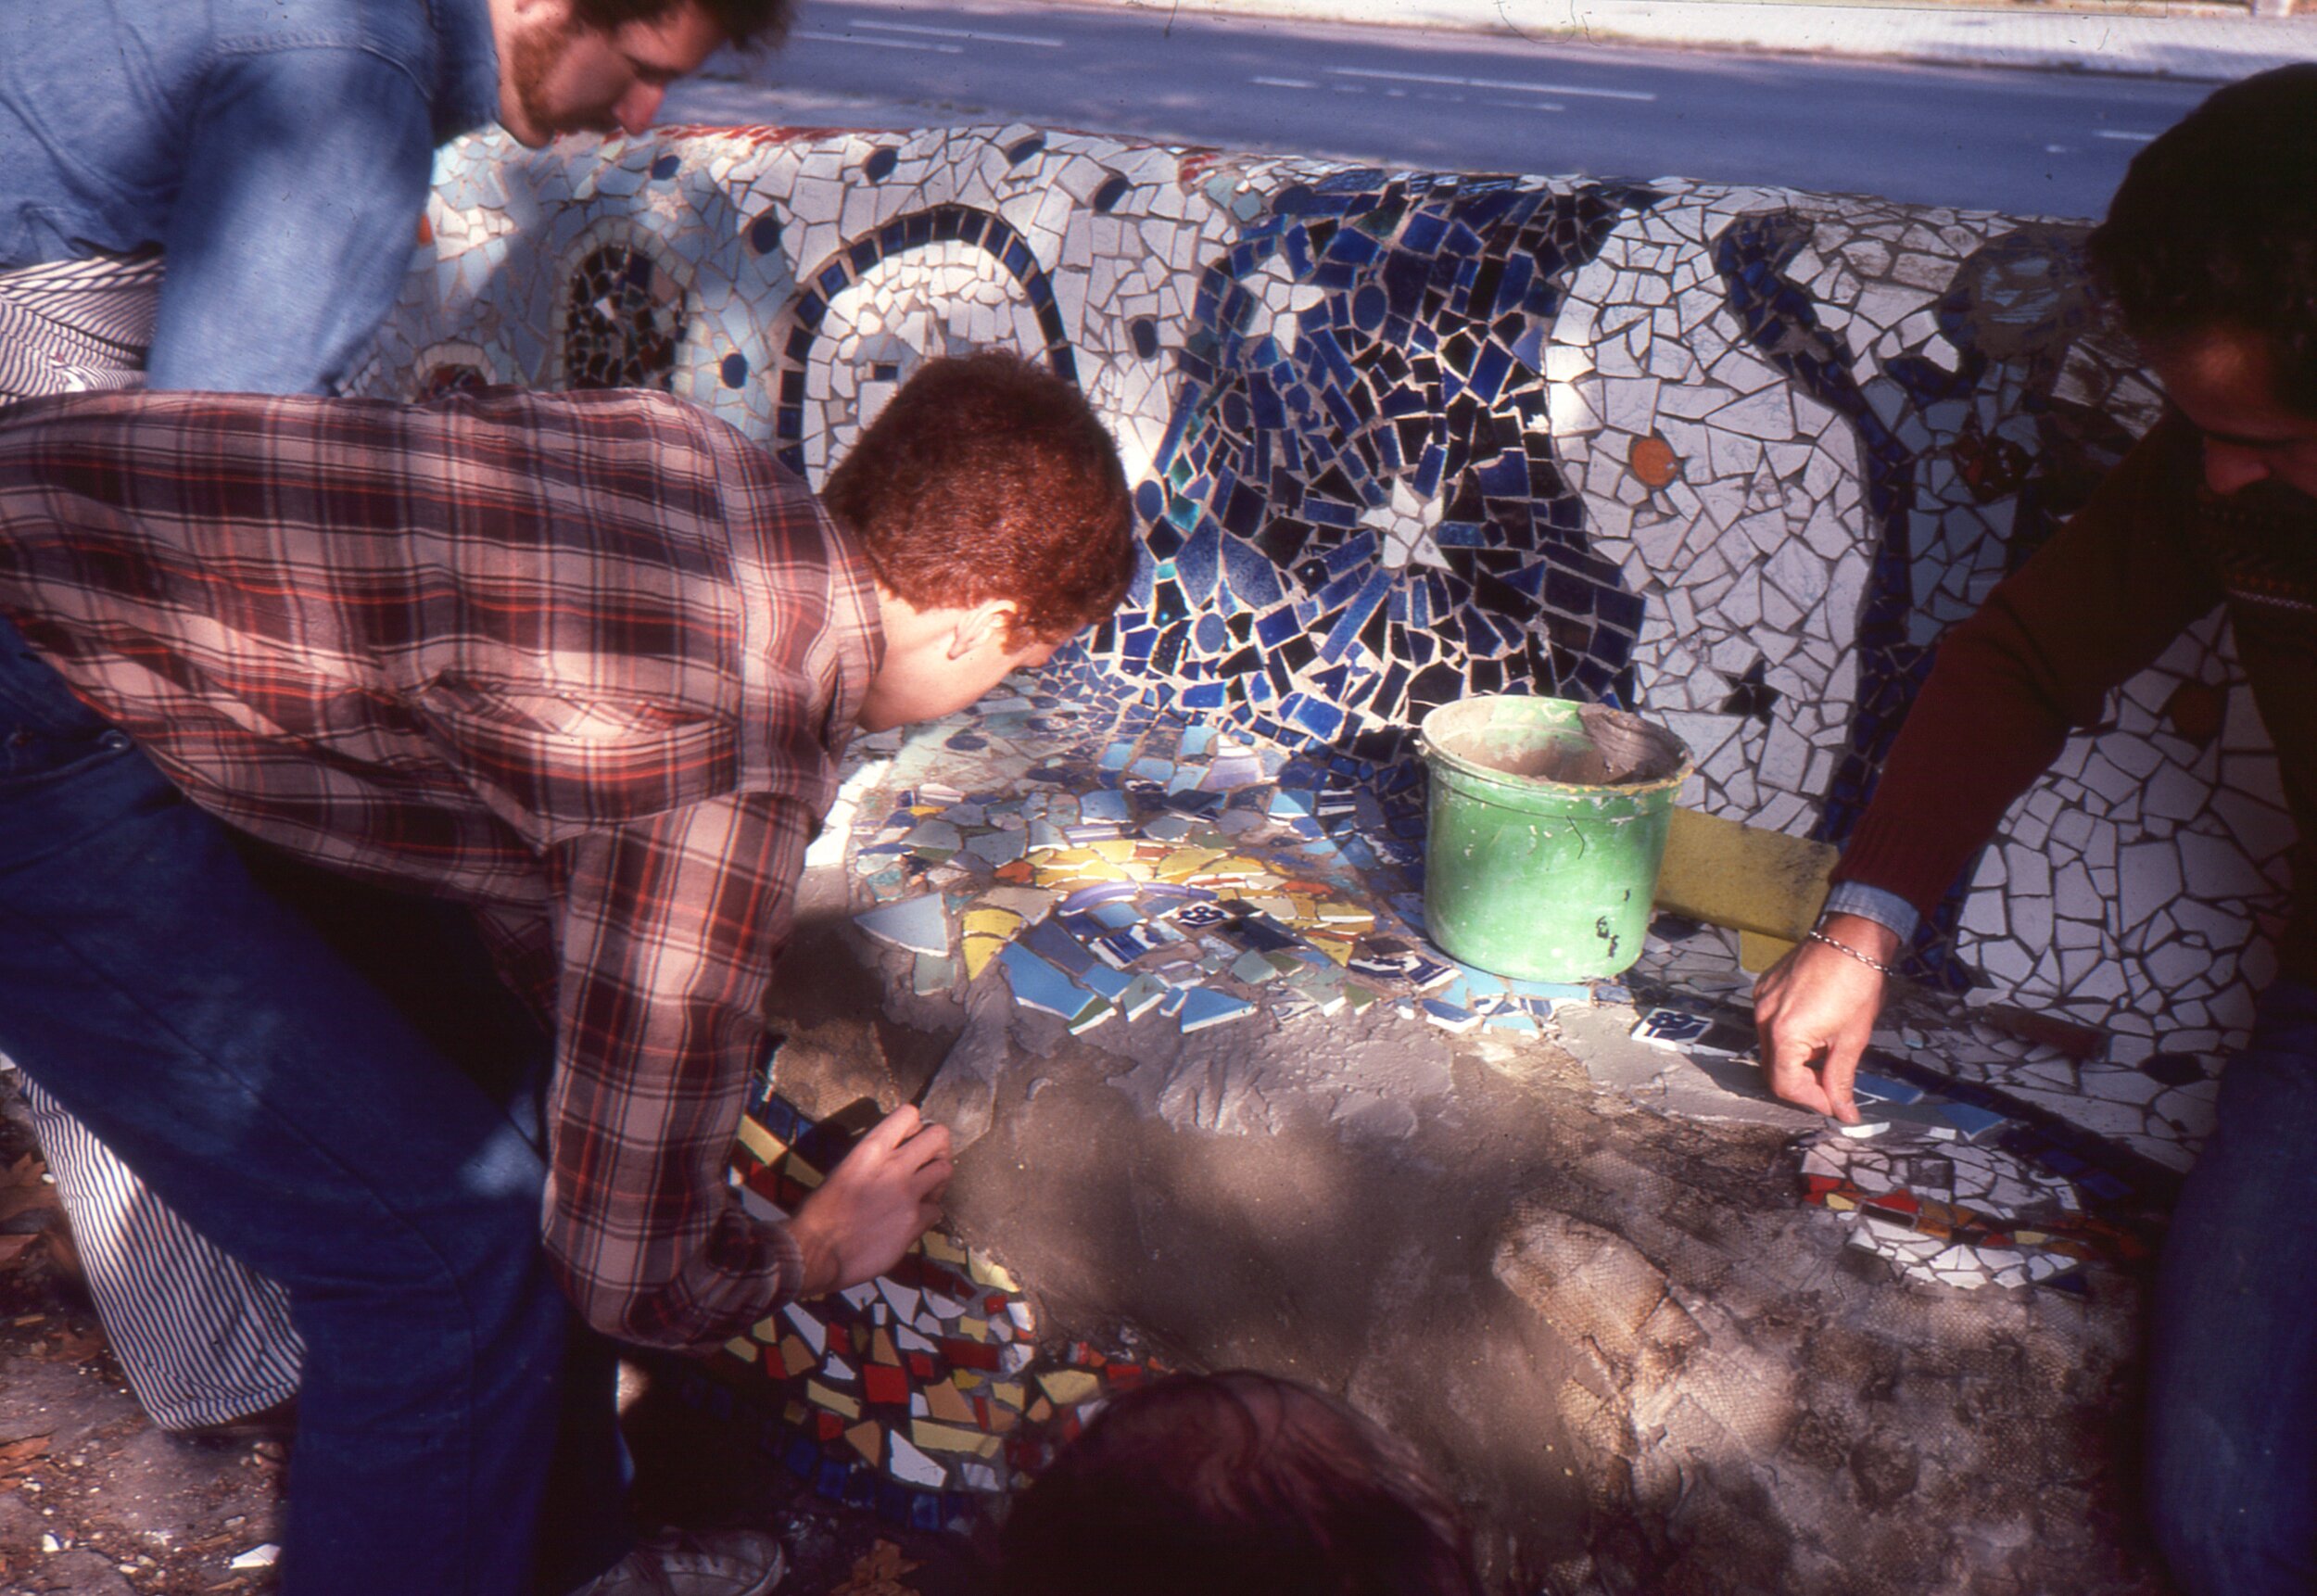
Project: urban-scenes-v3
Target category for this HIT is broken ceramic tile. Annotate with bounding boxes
[855,893,951,956]
[998,943,1092,1020]
[1176,987,1258,1032]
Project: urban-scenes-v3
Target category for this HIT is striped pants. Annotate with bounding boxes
[17,1074,301,1427]
[3,250,305,1429]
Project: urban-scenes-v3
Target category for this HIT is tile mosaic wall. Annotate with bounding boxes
[357,124,2287,1092]
[714,1078,1167,1524]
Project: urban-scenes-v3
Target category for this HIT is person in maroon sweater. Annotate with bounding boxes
[1754,67,2317,1596]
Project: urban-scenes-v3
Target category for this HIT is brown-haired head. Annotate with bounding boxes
[999,1371,1486,1596]
[820,352,1134,650]
[2088,64,2317,415]
[570,0,795,46]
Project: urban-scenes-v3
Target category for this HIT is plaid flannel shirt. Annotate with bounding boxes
[0,386,882,1350]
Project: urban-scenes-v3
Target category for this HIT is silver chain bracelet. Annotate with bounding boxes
[1806,927,1897,977]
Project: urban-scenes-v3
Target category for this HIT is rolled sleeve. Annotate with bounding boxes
[150,44,435,394]
[1821,880,1920,944]
[539,792,817,1351]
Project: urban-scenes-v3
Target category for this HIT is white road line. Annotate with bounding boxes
[1252,76,1320,89]
[852,19,1066,47]
[1323,65,1654,102]
[792,28,964,52]
[1482,97,1565,114]
[2095,129,2159,143]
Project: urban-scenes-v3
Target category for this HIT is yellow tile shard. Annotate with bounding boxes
[923,1379,976,1425]
[735,1116,786,1166]
[968,1252,1020,1292]
[806,1382,860,1418]
[911,1419,1002,1458]
[1037,1369,1102,1407]
[962,907,1023,941]
[962,932,1008,980]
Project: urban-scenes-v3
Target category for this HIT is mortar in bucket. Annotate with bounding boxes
[1418,696,1692,982]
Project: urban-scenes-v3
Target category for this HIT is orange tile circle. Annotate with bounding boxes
[1629,434,1679,489]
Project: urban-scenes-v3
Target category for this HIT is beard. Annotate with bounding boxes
[505,13,601,144]
[2205,474,2317,521]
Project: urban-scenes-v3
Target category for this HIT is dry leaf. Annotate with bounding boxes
[44,1332,103,1363]
[0,1435,51,1468]
[830,1539,921,1595]
[0,1234,36,1269]
[0,1184,57,1223]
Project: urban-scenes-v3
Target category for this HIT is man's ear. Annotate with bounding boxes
[946,599,1021,661]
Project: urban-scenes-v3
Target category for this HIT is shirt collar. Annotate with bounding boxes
[429,0,504,144]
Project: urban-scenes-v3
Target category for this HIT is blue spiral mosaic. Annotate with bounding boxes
[1073,174,1665,763]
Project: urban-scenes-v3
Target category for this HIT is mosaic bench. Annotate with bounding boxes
[361,122,2284,1164]
[349,124,2217,1592]
[676,684,2160,1594]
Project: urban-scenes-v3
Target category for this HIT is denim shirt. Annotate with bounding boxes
[0,0,501,394]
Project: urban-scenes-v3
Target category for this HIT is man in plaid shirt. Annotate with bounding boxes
[4,0,801,1463]
[0,352,1133,1596]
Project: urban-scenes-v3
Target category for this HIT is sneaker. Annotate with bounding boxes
[563,1528,788,1596]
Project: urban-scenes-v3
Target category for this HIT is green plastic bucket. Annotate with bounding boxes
[1418,696,1692,982]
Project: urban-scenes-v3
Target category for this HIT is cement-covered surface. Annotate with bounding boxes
[764,888,2168,1593]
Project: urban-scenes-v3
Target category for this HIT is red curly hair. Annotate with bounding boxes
[820,353,1133,647]
[999,1371,1486,1596]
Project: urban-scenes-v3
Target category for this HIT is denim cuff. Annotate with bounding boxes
[1823,880,1919,944]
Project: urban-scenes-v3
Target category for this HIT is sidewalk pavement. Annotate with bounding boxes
[1059,0,2317,80]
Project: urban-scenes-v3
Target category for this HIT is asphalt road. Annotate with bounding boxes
[662,0,2214,219]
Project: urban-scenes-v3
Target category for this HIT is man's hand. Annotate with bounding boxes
[788,1105,955,1298]
[1753,914,1899,1123]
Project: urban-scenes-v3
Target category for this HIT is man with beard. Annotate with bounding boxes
[1754,66,2317,1596]
[0,0,776,1455]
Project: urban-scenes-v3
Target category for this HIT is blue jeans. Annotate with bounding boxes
[2148,977,2317,1595]
[230,847,637,1596]
[0,615,597,1596]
